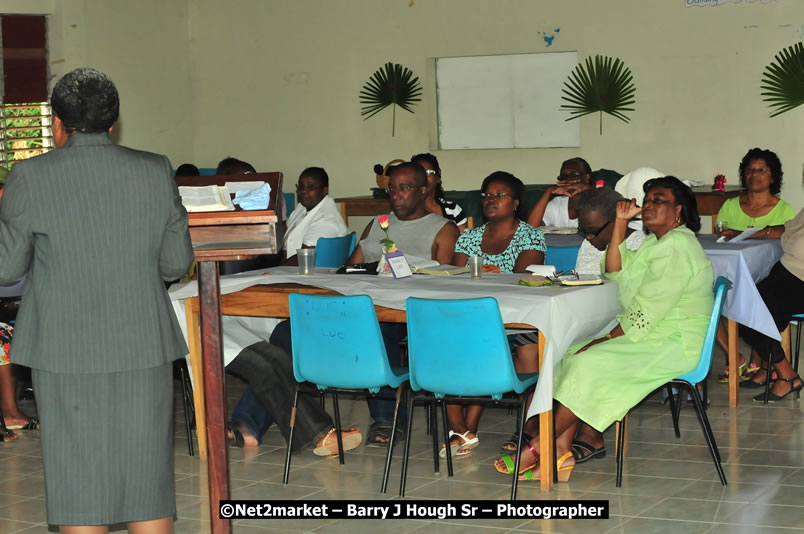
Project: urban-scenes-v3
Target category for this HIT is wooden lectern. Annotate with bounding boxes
[175,172,283,534]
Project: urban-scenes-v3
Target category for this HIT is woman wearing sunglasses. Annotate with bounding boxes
[411,153,468,231]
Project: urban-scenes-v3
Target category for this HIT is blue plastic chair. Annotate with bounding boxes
[314,232,356,268]
[402,297,541,500]
[545,245,580,273]
[283,192,295,217]
[285,293,409,492]
[616,276,731,487]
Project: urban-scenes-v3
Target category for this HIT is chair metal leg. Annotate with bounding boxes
[332,391,345,465]
[615,416,626,487]
[510,395,530,500]
[381,385,404,493]
[764,361,773,404]
[430,399,440,473]
[684,382,727,485]
[702,379,708,411]
[319,391,325,410]
[283,388,301,484]
[666,383,681,439]
[795,319,801,373]
[441,399,454,477]
[399,392,416,497]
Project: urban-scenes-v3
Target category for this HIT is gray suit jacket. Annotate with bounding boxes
[0,133,194,373]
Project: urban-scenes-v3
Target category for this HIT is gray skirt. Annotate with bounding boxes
[32,363,175,526]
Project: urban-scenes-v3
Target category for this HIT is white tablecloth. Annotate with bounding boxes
[169,267,621,416]
[699,235,783,341]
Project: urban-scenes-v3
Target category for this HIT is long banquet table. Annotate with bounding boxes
[697,235,783,407]
[169,268,622,493]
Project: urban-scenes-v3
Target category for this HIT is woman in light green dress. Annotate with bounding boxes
[495,176,714,481]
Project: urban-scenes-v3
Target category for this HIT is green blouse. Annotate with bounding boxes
[716,196,796,231]
[603,227,714,358]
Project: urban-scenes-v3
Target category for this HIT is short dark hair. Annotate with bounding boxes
[573,187,624,222]
[643,176,701,233]
[481,171,528,220]
[388,161,427,186]
[739,148,783,195]
[215,157,256,175]
[561,157,592,175]
[51,67,119,134]
[175,163,200,177]
[299,166,329,188]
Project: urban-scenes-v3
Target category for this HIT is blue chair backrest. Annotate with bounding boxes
[284,192,295,217]
[545,245,580,273]
[679,276,732,384]
[405,297,519,399]
[288,293,392,392]
[315,233,356,267]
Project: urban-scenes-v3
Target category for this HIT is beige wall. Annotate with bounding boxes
[4,0,193,164]
[185,0,804,215]
[10,0,804,226]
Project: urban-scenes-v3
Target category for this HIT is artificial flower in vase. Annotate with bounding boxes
[377,215,397,276]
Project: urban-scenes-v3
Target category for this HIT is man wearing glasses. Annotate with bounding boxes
[347,161,459,446]
[282,166,348,265]
[527,157,593,228]
[348,161,459,266]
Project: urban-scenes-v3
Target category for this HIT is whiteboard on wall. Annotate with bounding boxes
[436,52,579,149]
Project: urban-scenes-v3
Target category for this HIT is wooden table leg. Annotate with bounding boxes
[782,325,791,361]
[537,331,554,491]
[184,297,207,459]
[728,319,738,408]
[198,261,231,534]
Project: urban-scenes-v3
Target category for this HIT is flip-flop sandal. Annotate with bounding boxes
[227,423,245,448]
[4,417,39,431]
[365,421,404,448]
[517,452,576,482]
[0,427,17,442]
[494,442,539,476]
[441,430,479,458]
[499,432,533,455]
[313,427,362,457]
[570,440,606,464]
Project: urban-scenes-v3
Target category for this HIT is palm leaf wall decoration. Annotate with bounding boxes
[761,42,804,117]
[359,62,422,136]
[561,55,636,134]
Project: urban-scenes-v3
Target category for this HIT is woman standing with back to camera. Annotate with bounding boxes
[0,68,193,533]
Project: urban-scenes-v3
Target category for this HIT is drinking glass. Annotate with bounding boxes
[297,249,316,275]
[469,256,483,279]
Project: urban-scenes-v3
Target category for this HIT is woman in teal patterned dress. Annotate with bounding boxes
[495,176,714,480]
[441,172,545,458]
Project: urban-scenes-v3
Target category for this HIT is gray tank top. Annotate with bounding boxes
[359,212,450,262]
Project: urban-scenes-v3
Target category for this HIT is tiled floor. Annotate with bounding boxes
[2,349,804,533]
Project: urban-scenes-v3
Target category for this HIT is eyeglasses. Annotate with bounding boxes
[480,192,511,200]
[385,184,422,194]
[577,220,611,239]
[745,167,769,175]
[557,171,583,181]
[295,184,323,192]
